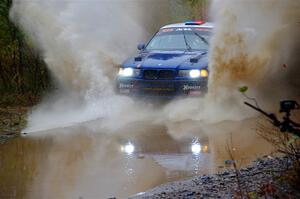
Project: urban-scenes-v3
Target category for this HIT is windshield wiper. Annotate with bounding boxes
[182,29,192,51]
[193,31,209,45]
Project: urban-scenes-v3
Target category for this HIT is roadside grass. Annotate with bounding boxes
[0,108,27,142]
[257,115,300,190]
[0,92,41,107]
[223,114,300,199]
[0,95,31,143]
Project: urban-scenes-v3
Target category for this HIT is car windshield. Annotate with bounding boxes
[146,27,211,51]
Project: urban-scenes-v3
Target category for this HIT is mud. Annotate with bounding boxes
[0,118,273,199]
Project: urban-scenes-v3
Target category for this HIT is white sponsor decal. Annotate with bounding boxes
[176,28,192,31]
[119,83,134,89]
[183,85,201,90]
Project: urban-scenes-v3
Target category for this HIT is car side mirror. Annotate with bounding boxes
[137,43,145,51]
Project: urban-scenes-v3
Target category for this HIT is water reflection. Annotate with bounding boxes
[0,119,274,199]
[191,140,202,155]
[121,142,135,155]
[118,135,211,180]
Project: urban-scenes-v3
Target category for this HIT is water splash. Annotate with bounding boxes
[10,0,300,134]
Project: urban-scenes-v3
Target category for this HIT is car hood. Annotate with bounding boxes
[123,50,208,70]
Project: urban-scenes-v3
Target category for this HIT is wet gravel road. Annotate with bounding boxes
[130,156,299,199]
[0,119,275,198]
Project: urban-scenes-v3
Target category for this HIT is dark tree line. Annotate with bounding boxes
[0,0,50,104]
[188,0,209,20]
[0,0,208,105]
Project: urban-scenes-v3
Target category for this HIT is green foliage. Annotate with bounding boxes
[188,0,202,7]
[239,86,248,93]
[287,135,300,146]
[187,0,209,20]
[0,0,51,105]
[169,0,209,21]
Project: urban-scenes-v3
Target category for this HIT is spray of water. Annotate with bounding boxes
[10,0,174,133]
[210,0,300,97]
[10,0,300,134]
[163,0,300,124]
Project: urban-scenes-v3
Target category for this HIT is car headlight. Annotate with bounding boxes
[200,69,208,77]
[189,70,201,78]
[179,69,208,78]
[118,68,140,77]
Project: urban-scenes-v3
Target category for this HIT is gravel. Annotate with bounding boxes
[129,156,299,199]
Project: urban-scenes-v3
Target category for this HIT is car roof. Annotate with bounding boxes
[161,22,214,29]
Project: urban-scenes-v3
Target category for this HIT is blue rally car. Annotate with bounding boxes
[117,21,213,98]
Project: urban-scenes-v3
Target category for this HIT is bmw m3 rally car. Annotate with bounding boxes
[116,21,213,98]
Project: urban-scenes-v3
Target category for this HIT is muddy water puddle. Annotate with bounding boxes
[0,119,273,199]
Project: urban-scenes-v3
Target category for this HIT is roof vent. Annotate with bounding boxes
[190,58,199,63]
[134,57,142,62]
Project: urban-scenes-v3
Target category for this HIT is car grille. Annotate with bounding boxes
[143,70,174,80]
[142,81,176,96]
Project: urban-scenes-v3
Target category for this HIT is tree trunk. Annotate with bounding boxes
[0,57,8,91]
[34,56,41,94]
[17,37,25,94]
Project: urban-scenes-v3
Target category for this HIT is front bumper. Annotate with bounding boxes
[116,77,208,98]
